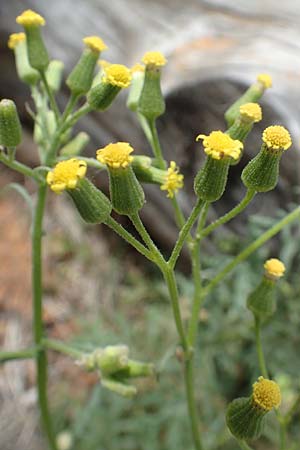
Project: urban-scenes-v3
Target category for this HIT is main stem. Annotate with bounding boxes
[32,184,57,450]
[254,317,268,378]
[184,359,203,450]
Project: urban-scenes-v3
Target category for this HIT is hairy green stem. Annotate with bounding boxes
[42,338,83,359]
[187,203,210,345]
[147,119,166,169]
[204,206,300,294]
[161,266,188,352]
[105,216,155,263]
[32,184,57,450]
[0,348,36,363]
[198,189,256,240]
[254,317,268,378]
[0,152,40,181]
[40,71,60,122]
[184,359,203,450]
[168,199,204,270]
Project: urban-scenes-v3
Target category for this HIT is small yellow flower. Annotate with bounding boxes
[102,64,132,88]
[47,159,87,194]
[83,36,107,53]
[8,32,26,49]
[257,73,272,89]
[96,142,134,169]
[16,9,45,27]
[160,161,184,198]
[142,51,167,67]
[252,376,281,411]
[131,63,145,73]
[239,103,262,123]
[264,258,285,279]
[196,130,243,160]
[262,125,292,151]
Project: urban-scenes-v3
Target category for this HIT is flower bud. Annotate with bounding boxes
[8,33,40,85]
[127,64,145,111]
[16,10,49,71]
[242,126,292,192]
[47,158,112,223]
[227,103,262,165]
[225,74,272,127]
[60,132,90,157]
[247,258,285,321]
[96,142,145,215]
[87,64,131,110]
[0,99,22,148]
[66,36,107,96]
[194,131,243,202]
[46,60,64,93]
[226,376,281,440]
[138,51,166,120]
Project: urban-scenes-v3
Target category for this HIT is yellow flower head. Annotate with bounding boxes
[142,51,167,67]
[262,125,292,151]
[257,73,272,89]
[264,258,285,279]
[83,36,107,53]
[47,159,87,194]
[196,130,243,161]
[96,142,134,169]
[102,64,132,88]
[16,9,45,27]
[239,103,262,123]
[8,32,26,49]
[160,161,184,198]
[252,376,281,411]
[131,63,145,73]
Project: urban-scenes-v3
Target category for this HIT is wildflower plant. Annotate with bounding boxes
[1,9,300,450]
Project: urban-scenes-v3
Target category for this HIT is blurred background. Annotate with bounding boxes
[0,1,300,449]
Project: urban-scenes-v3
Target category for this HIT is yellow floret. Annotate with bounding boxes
[262,125,292,151]
[264,258,285,279]
[16,9,45,27]
[96,142,134,169]
[239,103,262,123]
[8,33,26,49]
[46,159,87,194]
[102,64,132,88]
[83,36,107,53]
[142,51,167,67]
[196,130,243,160]
[160,161,184,198]
[252,376,281,411]
[257,73,272,89]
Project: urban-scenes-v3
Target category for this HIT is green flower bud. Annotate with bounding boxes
[66,37,107,95]
[96,142,145,215]
[227,103,262,165]
[225,74,272,127]
[87,64,131,110]
[46,60,64,93]
[247,258,285,321]
[0,99,22,148]
[46,158,112,224]
[127,64,145,111]
[242,126,292,192]
[101,378,137,397]
[138,58,166,119]
[60,132,90,157]
[226,377,281,441]
[16,10,49,71]
[194,131,243,202]
[8,33,40,85]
